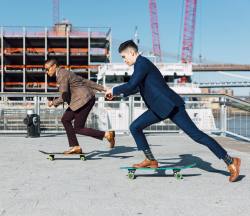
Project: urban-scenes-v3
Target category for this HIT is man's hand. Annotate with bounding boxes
[105,88,114,100]
[48,100,53,107]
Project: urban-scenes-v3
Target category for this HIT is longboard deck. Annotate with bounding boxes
[39,150,86,161]
[120,163,196,180]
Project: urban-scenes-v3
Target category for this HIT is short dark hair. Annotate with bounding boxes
[45,59,58,67]
[118,40,138,53]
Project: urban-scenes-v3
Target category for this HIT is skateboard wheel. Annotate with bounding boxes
[80,155,86,161]
[173,169,183,180]
[174,172,183,180]
[128,172,135,180]
[47,155,54,161]
[127,169,136,180]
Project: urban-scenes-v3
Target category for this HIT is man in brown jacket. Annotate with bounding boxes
[45,59,115,154]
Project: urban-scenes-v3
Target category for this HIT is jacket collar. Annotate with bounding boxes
[56,67,63,81]
[134,55,142,66]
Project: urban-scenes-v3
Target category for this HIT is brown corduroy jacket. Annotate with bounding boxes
[52,67,105,111]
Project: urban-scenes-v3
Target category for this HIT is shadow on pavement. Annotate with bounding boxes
[159,154,245,181]
[134,173,201,179]
[86,146,138,160]
[39,146,138,161]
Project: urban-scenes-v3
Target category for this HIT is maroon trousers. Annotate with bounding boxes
[61,97,105,147]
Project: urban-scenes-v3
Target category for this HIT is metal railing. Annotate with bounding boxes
[0,93,249,141]
[184,94,250,141]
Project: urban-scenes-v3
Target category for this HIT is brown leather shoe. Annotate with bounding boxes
[64,146,83,155]
[133,159,159,168]
[106,131,115,148]
[227,157,241,182]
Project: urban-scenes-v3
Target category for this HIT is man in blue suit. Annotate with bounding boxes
[105,40,241,182]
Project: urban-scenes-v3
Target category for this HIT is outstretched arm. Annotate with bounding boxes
[113,62,148,97]
[82,79,106,92]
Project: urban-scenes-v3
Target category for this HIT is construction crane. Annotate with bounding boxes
[181,0,197,63]
[149,0,162,62]
[53,0,60,25]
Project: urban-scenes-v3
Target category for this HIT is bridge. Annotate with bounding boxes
[193,64,250,72]
[197,81,250,88]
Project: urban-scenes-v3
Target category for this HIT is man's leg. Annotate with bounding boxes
[61,108,82,154]
[169,105,227,159]
[74,97,115,148]
[74,97,105,140]
[130,110,161,168]
[169,105,241,182]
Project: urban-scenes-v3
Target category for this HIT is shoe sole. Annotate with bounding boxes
[132,165,159,168]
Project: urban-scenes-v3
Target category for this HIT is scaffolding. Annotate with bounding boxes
[0,24,111,93]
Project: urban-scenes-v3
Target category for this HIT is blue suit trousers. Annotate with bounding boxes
[129,105,227,159]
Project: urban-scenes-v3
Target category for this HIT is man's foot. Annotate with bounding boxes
[64,146,83,155]
[105,131,115,148]
[227,157,241,182]
[132,159,159,168]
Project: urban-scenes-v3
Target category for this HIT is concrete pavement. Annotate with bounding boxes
[0,134,249,216]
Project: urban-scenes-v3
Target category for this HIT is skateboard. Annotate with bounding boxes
[39,150,86,161]
[120,163,196,180]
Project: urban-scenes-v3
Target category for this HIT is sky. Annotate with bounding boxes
[0,0,250,95]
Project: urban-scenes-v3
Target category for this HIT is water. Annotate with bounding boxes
[215,115,250,139]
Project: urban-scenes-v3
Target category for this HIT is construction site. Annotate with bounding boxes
[0,23,111,93]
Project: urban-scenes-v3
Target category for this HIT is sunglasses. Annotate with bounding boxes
[45,64,55,72]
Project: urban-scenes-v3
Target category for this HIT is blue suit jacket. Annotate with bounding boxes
[113,55,184,119]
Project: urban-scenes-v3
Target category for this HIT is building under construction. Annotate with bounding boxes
[0,22,111,93]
